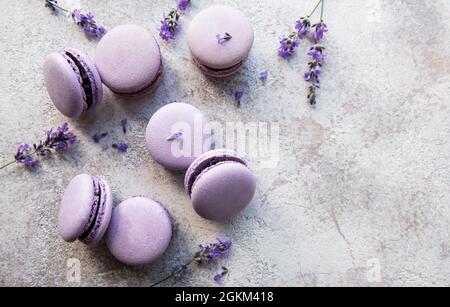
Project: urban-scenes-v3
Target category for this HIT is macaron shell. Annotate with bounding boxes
[187,5,254,69]
[83,179,113,246]
[58,174,96,242]
[145,103,212,171]
[95,24,162,95]
[191,162,256,221]
[65,48,103,109]
[192,55,245,78]
[184,149,247,194]
[44,52,85,118]
[106,197,172,266]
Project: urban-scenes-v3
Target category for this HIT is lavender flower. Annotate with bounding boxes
[160,9,181,41]
[194,239,232,264]
[112,143,128,153]
[234,91,245,106]
[295,17,311,37]
[177,0,191,11]
[149,238,232,287]
[216,33,232,44]
[72,10,106,38]
[14,144,38,167]
[44,0,61,13]
[278,33,299,58]
[311,22,328,42]
[121,118,128,134]
[167,131,183,141]
[304,45,325,105]
[214,267,229,284]
[1,123,77,170]
[93,132,108,143]
[260,70,269,81]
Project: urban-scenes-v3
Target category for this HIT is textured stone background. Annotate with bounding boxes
[0,0,449,287]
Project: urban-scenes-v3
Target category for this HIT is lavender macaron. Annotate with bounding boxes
[145,103,211,171]
[187,6,254,77]
[184,149,256,221]
[44,48,103,118]
[58,174,112,246]
[95,25,163,96]
[106,197,172,266]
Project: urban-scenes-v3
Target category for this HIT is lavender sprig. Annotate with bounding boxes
[44,1,106,38]
[277,0,322,58]
[149,239,232,287]
[1,123,76,170]
[160,0,191,41]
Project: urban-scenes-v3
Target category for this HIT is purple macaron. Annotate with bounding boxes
[106,197,172,266]
[95,24,163,96]
[58,174,112,246]
[44,48,103,118]
[187,6,254,77]
[145,103,212,171]
[184,149,256,221]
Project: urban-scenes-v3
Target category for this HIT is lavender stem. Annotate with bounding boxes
[149,258,196,287]
[307,0,323,18]
[320,0,325,21]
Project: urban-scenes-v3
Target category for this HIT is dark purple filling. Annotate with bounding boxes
[65,52,95,110]
[187,156,246,196]
[203,61,243,72]
[79,178,102,242]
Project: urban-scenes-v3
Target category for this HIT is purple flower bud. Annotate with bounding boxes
[112,143,128,154]
[213,267,229,284]
[259,70,269,81]
[295,17,311,37]
[216,33,233,44]
[121,118,128,134]
[15,144,38,167]
[278,33,300,58]
[93,132,108,143]
[177,0,191,11]
[194,239,232,264]
[167,131,183,141]
[72,9,106,38]
[160,9,181,41]
[312,22,328,42]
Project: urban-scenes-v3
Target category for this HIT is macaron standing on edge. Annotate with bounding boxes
[145,103,212,171]
[44,48,103,118]
[184,149,257,221]
[58,174,112,246]
[106,197,172,266]
[187,5,254,78]
[95,24,164,97]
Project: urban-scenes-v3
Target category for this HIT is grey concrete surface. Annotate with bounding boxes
[0,0,449,287]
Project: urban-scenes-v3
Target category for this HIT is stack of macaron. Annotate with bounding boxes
[55,6,258,266]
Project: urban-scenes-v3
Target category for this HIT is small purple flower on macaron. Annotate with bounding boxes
[112,143,128,154]
[167,131,183,141]
[121,118,128,134]
[93,132,108,143]
[177,0,191,11]
[1,123,77,170]
[72,10,106,38]
[213,267,229,284]
[216,33,233,44]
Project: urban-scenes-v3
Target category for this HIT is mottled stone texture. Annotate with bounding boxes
[0,0,449,287]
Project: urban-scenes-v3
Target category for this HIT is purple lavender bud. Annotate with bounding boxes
[93,132,108,143]
[15,144,38,167]
[234,91,245,105]
[278,33,300,58]
[213,267,229,284]
[112,143,128,153]
[177,0,191,11]
[121,118,128,134]
[72,9,106,38]
[259,70,269,81]
[216,33,233,44]
[295,17,311,37]
[312,22,328,42]
[160,10,181,41]
[167,131,183,141]
[194,239,232,264]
